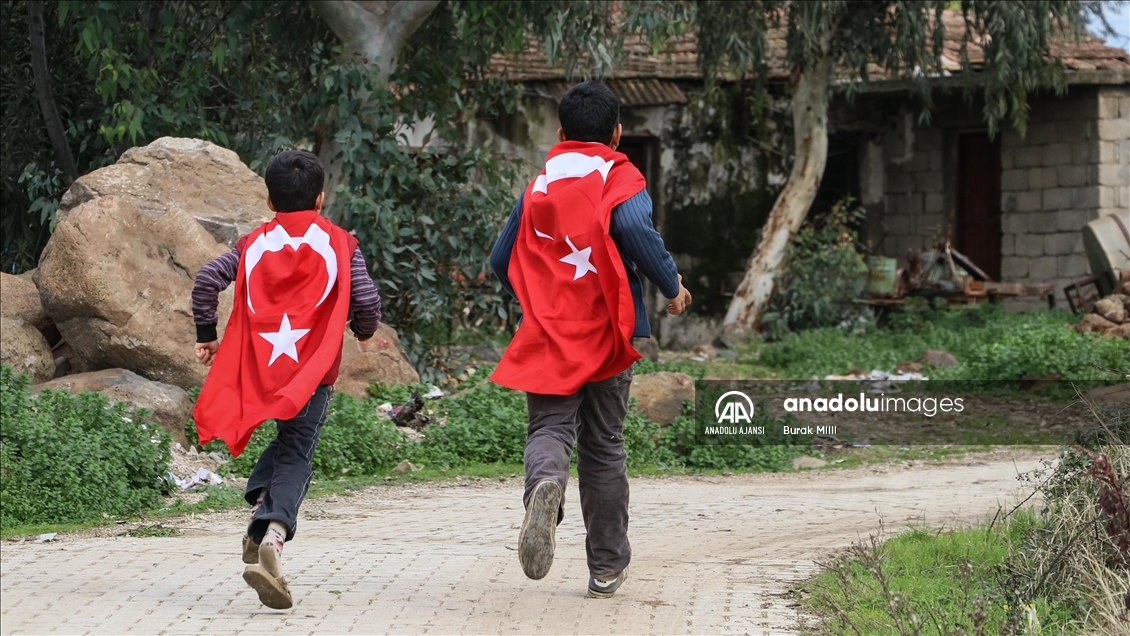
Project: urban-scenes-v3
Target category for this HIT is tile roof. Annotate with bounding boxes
[490,10,1130,84]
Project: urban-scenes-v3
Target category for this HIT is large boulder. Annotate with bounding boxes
[34,369,191,448]
[58,137,270,247]
[35,195,231,389]
[629,371,695,426]
[0,317,54,383]
[0,273,50,330]
[334,324,420,398]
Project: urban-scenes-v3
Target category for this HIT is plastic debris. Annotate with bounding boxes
[423,386,444,400]
[171,467,224,490]
[35,533,57,543]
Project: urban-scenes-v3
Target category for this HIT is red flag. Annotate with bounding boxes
[491,141,645,395]
[193,211,357,456]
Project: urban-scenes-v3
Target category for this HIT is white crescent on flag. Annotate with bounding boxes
[532,152,614,195]
[243,223,338,314]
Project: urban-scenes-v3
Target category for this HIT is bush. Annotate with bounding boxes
[762,197,868,337]
[759,303,1128,381]
[0,365,171,529]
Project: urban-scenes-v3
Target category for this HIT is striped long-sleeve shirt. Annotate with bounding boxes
[489,188,680,338]
[192,245,382,343]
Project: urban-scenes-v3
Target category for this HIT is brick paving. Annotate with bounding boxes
[1,456,1042,635]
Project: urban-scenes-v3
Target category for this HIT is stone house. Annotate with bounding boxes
[478,15,1129,339]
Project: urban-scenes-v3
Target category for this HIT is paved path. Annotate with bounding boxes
[1,453,1045,635]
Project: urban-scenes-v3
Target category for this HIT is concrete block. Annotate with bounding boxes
[1014,150,1043,169]
[1072,186,1100,209]
[1073,142,1098,164]
[897,235,923,255]
[1001,234,1016,256]
[1002,213,1026,235]
[1001,128,1025,147]
[1029,256,1057,280]
[1098,118,1129,141]
[904,151,931,173]
[1043,188,1073,211]
[899,194,924,215]
[1042,143,1073,166]
[1099,140,1124,163]
[916,213,944,234]
[1055,120,1091,142]
[1028,122,1059,145]
[1016,233,1045,256]
[916,128,943,151]
[928,151,943,172]
[888,170,915,194]
[1098,163,1129,186]
[886,214,911,236]
[1029,167,1057,190]
[1057,165,1089,187]
[914,171,945,193]
[1056,208,1097,232]
[1044,232,1078,256]
[1099,92,1124,119]
[925,192,945,214]
[1001,169,1029,192]
[1001,256,1029,279]
[1000,149,1014,170]
[1058,254,1090,278]
[1016,191,1043,212]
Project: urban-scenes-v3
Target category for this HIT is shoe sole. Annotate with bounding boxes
[242,535,258,564]
[242,565,293,609]
[518,480,560,580]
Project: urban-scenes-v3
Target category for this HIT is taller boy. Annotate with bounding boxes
[490,82,691,598]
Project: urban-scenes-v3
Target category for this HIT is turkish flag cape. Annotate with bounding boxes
[491,141,645,395]
[193,210,357,457]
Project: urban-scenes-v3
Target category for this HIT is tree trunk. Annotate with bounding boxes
[312,0,439,218]
[27,0,78,183]
[721,58,831,341]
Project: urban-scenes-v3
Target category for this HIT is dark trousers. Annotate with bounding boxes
[524,367,633,578]
[245,384,332,543]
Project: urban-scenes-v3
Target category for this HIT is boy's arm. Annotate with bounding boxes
[348,247,382,340]
[192,248,240,365]
[609,190,681,298]
[489,195,523,299]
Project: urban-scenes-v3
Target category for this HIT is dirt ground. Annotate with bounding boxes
[0,450,1050,635]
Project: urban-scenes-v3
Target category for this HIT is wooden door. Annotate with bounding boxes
[957,133,1002,281]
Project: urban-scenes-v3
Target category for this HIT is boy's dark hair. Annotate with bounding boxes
[264,150,325,212]
[558,82,620,144]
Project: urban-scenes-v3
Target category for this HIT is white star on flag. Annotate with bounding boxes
[560,236,597,280]
[258,314,310,366]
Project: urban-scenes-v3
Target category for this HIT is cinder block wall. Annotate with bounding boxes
[877,86,1128,309]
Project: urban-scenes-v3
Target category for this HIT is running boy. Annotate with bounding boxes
[191,150,381,609]
[489,82,691,598]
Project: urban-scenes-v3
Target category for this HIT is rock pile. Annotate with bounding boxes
[1073,269,1130,339]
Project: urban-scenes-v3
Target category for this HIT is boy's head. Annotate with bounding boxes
[264,150,325,212]
[557,82,622,147]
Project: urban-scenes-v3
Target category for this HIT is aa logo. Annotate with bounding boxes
[715,391,754,424]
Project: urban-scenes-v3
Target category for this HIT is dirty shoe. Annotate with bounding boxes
[518,479,562,580]
[587,567,628,598]
[242,522,292,609]
[241,534,259,564]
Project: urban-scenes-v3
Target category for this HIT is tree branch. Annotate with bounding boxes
[27,0,78,183]
[313,0,439,81]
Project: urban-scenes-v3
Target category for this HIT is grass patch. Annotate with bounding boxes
[121,524,182,538]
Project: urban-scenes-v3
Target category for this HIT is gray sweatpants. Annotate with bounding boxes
[244,384,332,543]
[523,367,633,578]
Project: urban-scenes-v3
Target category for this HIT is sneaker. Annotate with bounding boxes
[242,542,292,609]
[241,534,259,564]
[587,567,628,598]
[518,478,562,580]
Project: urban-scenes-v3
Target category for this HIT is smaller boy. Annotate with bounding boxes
[191,150,381,609]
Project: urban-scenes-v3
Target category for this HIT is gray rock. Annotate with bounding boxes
[0,317,55,383]
[631,336,660,362]
[35,195,231,389]
[916,350,958,368]
[629,371,695,426]
[34,368,191,448]
[58,137,270,247]
[791,456,828,470]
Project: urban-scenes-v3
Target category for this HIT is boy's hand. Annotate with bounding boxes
[667,275,693,315]
[195,341,218,366]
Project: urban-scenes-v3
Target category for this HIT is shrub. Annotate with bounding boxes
[0,365,171,529]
